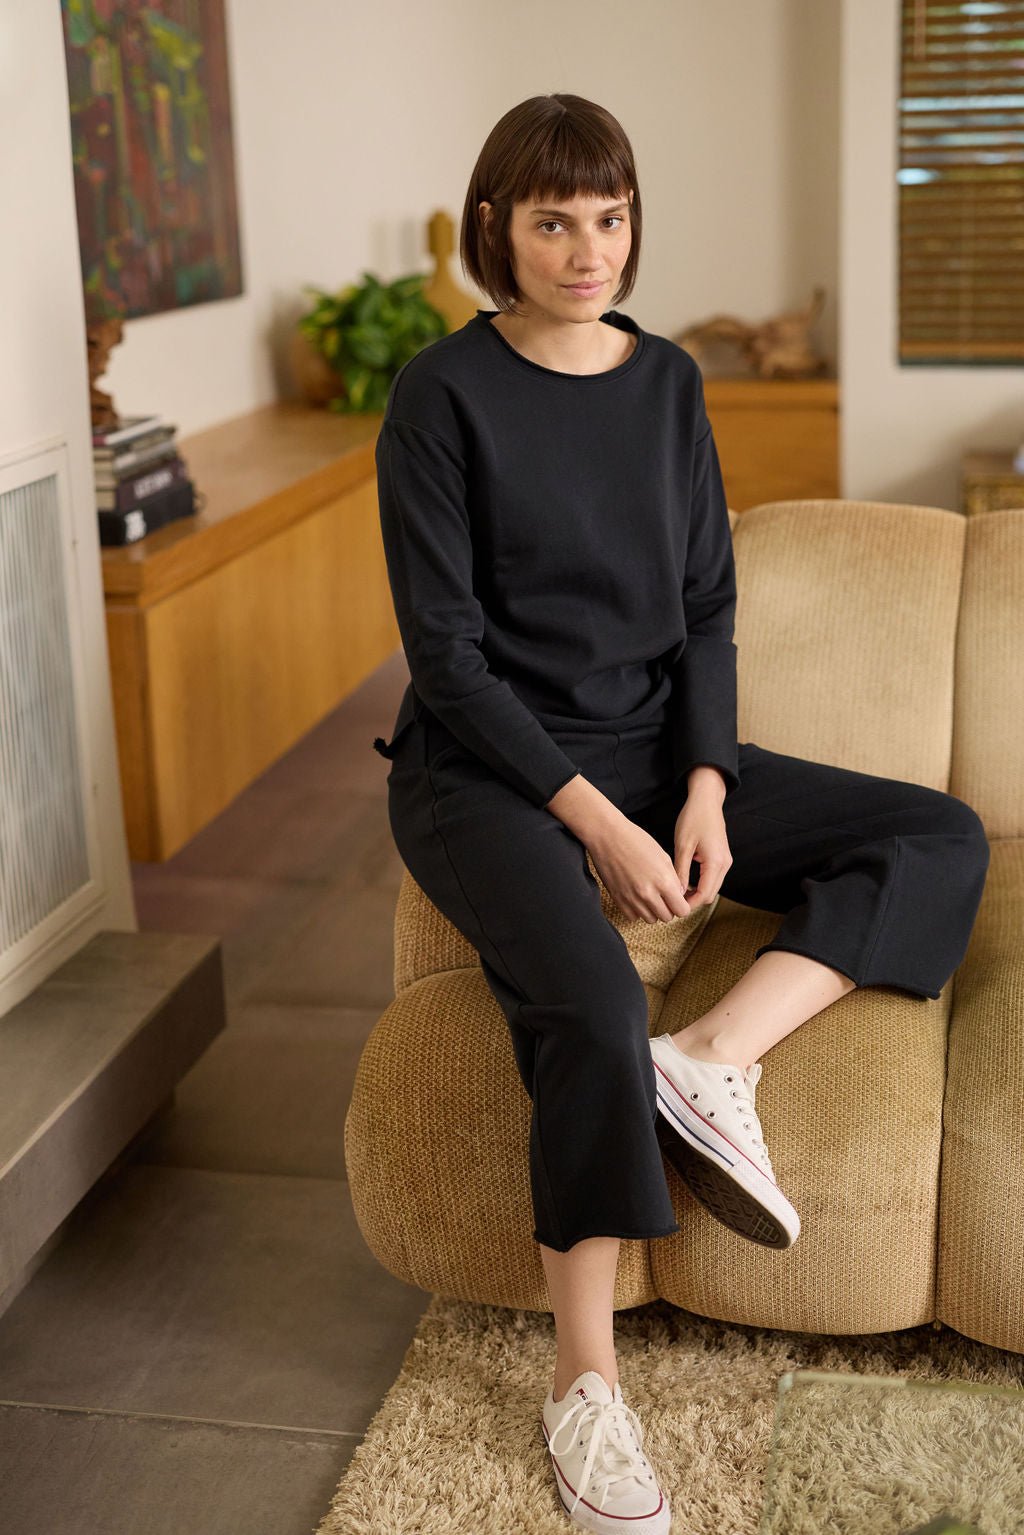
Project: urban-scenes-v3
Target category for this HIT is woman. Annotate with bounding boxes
[371,94,990,1534]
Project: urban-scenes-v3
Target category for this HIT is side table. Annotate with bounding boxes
[961,450,1024,517]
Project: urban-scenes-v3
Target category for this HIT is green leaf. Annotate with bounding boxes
[295,267,449,410]
[345,324,393,370]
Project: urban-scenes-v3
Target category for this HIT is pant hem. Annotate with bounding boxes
[754,942,942,1000]
[534,1224,681,1253]
[754,942,861,988]
[856,977,942,1000]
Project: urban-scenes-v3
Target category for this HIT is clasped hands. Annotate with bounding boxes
[586,765,733,926]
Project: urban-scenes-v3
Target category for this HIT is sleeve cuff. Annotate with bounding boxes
[670,636,740,796]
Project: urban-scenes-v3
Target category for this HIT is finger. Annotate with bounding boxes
[675,843,698,891]
[662,884,692,921]
[655,866,693,919]
[690,859,728,907]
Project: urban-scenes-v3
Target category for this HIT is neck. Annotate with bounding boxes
[489,308,632,374]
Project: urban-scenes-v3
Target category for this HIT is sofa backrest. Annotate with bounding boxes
[950,506,1024,840]
[730,500,965,795]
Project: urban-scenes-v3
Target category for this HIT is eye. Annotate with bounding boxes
[538,216,626,234]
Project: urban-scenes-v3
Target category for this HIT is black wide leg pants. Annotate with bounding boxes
[381,708,990,1254]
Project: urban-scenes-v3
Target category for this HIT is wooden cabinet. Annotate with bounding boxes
[702,376,840,512]
[102,403,396,861]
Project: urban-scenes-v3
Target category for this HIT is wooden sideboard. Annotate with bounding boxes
[102,402,397,862]
[703,375,840,511]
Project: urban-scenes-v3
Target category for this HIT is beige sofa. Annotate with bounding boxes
[345,499,1024,1356]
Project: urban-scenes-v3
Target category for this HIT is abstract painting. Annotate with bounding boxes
[61,0,243,323]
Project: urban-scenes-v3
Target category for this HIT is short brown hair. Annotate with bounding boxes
[460,94,642,314]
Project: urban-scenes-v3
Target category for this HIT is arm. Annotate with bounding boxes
[375,415,582,809]
[669,386,741,798]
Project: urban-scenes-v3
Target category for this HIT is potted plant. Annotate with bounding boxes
[292,271,447,413]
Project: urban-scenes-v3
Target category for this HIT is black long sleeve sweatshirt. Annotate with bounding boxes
[371,307,739,810]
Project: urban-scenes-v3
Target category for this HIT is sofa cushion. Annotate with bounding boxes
[732,501,965,791]
[936,836,1024,1353]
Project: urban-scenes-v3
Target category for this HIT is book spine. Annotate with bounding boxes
[92,413,167,448]
[97,479,196,546]
[95,456,188,512]
[94,436,179,475]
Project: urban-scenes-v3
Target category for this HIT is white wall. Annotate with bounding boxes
[94,0,1024,514]
[0,2,136,1013]
[102,0,841,436]
[840,0,1024,509]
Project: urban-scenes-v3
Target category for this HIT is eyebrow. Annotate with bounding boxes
[528,201,629,217]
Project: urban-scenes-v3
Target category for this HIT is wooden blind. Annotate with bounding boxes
[898,0,1024,362]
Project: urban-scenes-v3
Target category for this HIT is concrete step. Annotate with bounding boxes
[0,929,225,1312]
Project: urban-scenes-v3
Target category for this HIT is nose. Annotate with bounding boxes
[570,231,605,272]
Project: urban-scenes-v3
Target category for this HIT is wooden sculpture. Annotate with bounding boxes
[87,315,124,429]
[674,285,829,379]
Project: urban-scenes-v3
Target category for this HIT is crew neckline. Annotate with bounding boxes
[474,308,645,381]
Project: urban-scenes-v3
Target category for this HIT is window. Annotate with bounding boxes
[898,0,1024,363]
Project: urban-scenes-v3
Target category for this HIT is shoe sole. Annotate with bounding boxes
[653,1065,800,1249]
[540,1415,672,1534]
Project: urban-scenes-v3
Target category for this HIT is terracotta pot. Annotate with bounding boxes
[289,328,345,407]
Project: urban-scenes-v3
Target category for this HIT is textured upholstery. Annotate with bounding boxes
[344,501,1024,1353]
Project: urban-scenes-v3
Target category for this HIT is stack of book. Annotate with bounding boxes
[93,413,199,546]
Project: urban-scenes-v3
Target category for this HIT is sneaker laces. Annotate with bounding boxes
[548,1395,651,1517]
[730,1062,776,1181]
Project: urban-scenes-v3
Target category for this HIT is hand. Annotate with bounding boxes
[586,814,694,925]
[674,776,733,909]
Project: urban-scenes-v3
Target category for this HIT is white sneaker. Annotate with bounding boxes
[541,1369,671,1533]
[650,1033,801,1249]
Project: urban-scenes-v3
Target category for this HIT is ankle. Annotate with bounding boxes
[553,1362,619,1401]
[669,1030,750,1070]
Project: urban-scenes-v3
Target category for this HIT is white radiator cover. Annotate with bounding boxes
[1,5,137,1022]
[0,442,105,987]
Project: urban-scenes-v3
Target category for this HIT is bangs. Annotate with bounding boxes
[513,126,633,209]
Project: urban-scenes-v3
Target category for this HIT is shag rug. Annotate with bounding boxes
[317,1294,1024,1535]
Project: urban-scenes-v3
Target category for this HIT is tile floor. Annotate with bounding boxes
[0,651,428,1534]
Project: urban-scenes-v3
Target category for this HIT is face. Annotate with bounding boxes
[479,188,634,317]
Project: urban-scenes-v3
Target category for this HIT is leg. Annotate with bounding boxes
[386,718,678,1391]
[671,950,856,1071]
[720,741,991,1001]
[634,739,991,1062]
[541,1237,621,1399]
[632,739,990,1246]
